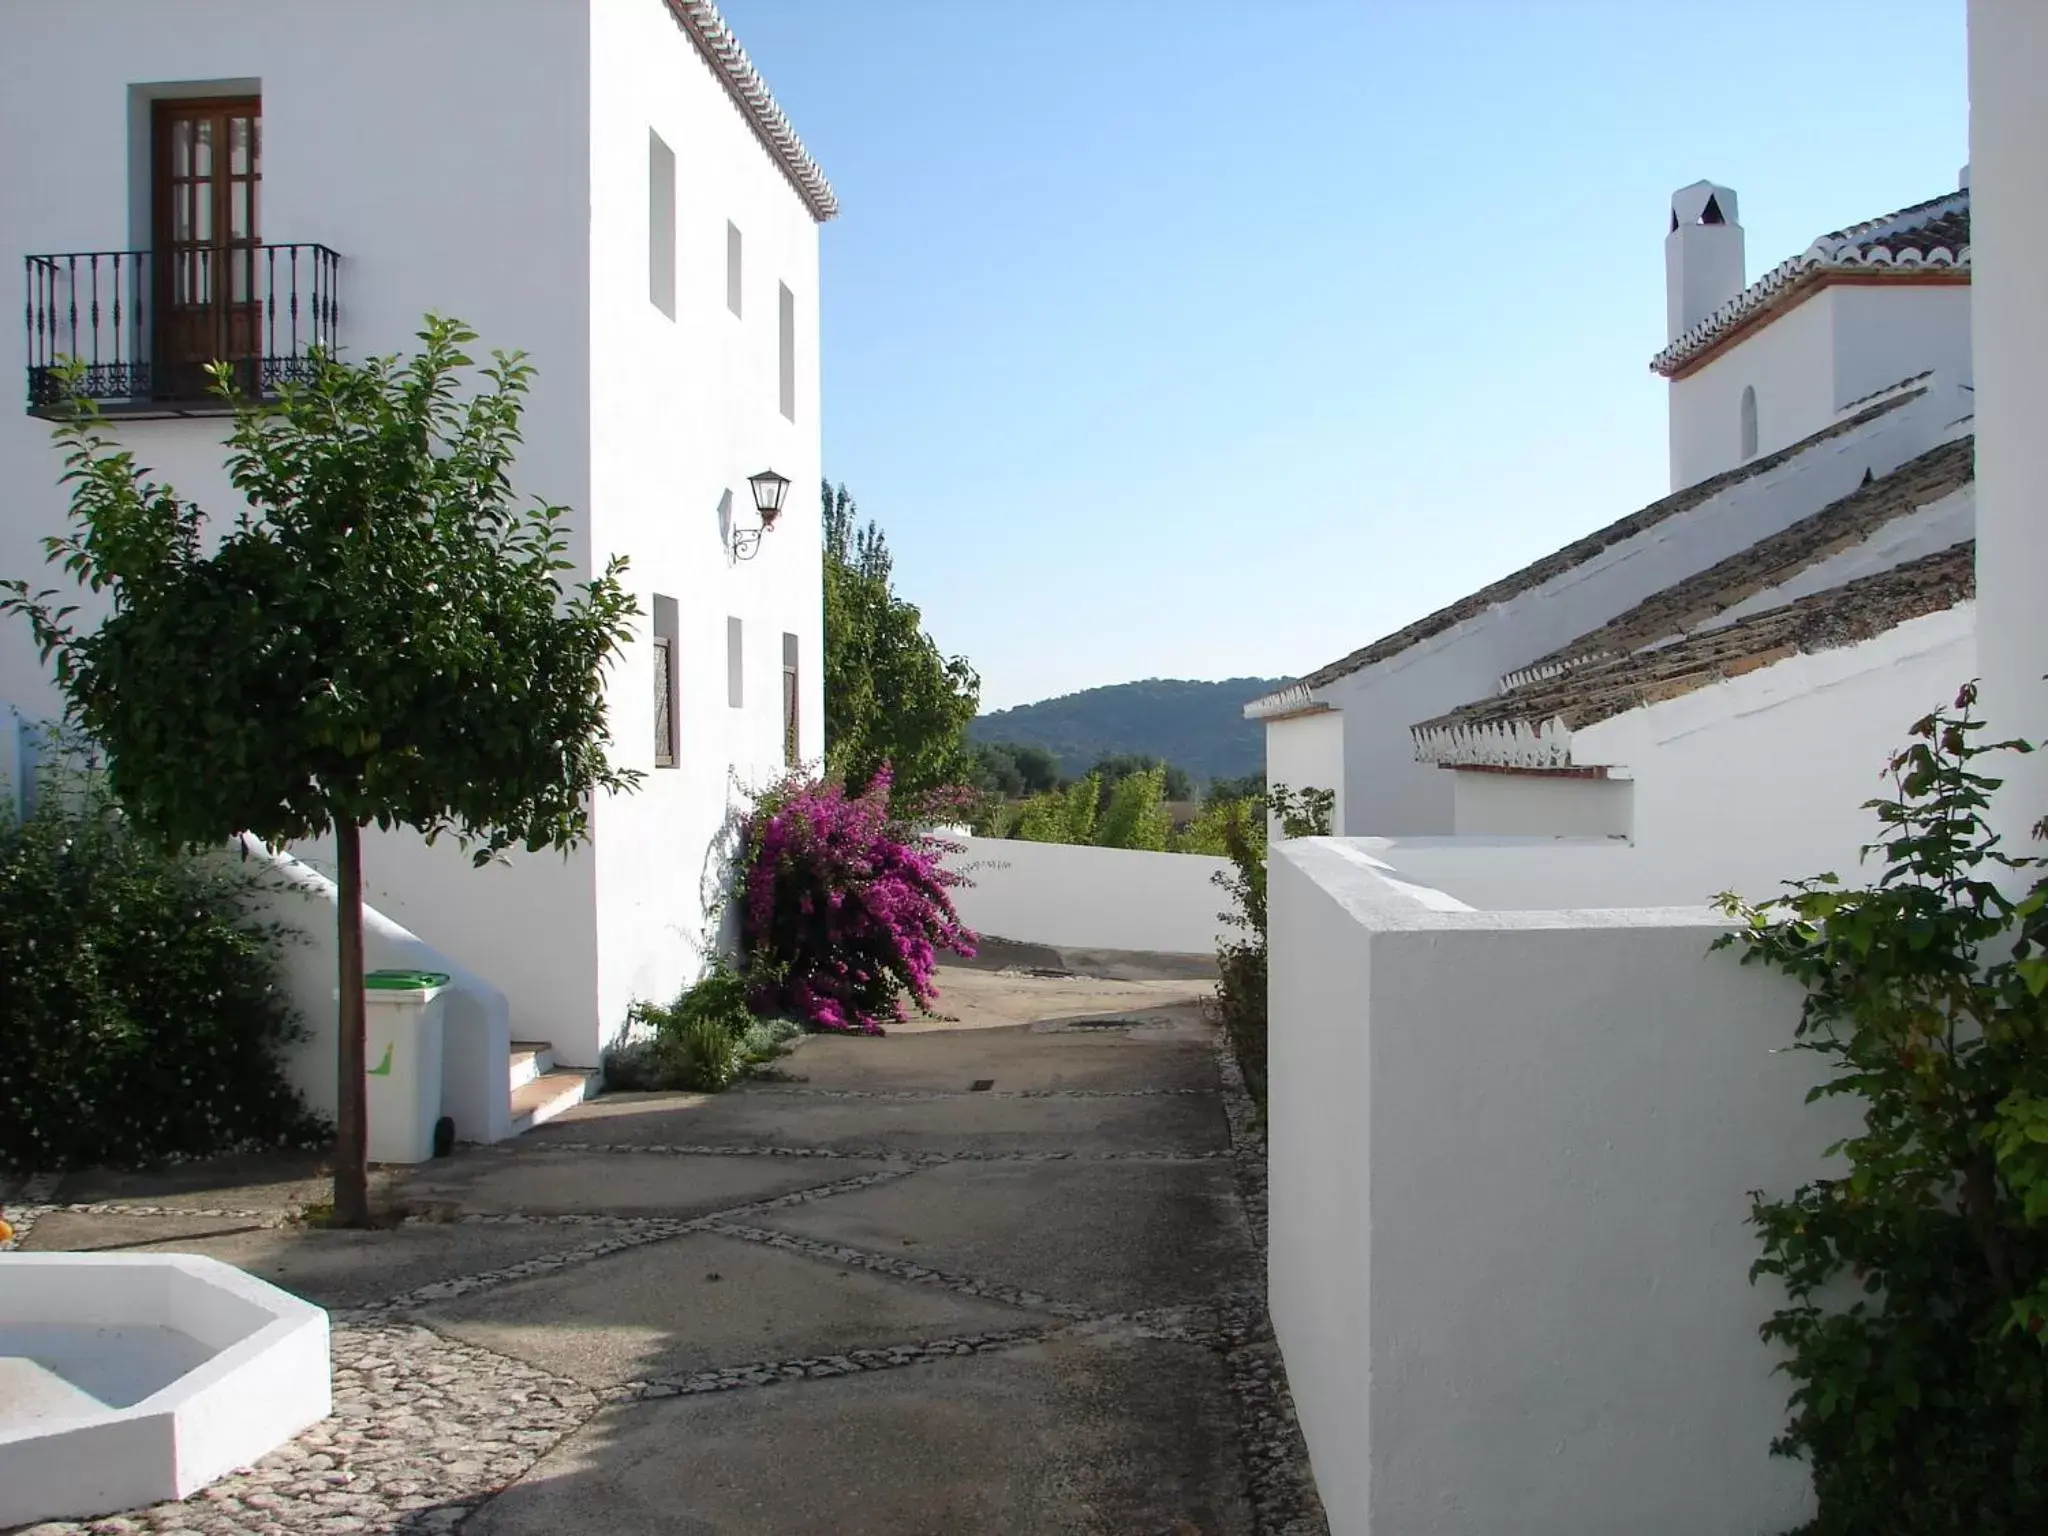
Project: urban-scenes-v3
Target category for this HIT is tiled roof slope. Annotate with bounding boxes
[1499,434,1974,691]
[662,0,838,222]
[1245,387,1926,718]
[1650,188,1968,377]
[1412,541,1975,768]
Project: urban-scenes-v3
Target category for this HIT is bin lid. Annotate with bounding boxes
[365,969,452,991]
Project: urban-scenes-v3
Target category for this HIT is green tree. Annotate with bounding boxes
[1096,764,1171,850]
[821,481,978,799]
[4,319,641,1225]
[974,740,1061,795]
[1089,753,1192,806]
[1015,773,1100,845]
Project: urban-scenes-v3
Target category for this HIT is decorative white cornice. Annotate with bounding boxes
[1650,190,1968,377]
[662,0,839,223]
[1244,683,1316,721]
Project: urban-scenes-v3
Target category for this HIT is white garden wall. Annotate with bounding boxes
[1301,382,1964,838]
[944,837,1232,956]
[1269,837,1849,1535]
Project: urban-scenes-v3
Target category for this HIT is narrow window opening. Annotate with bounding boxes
[726,616,744,709]
[649,130,676,319]
[652,595,679,767]
[778,282,796,421]
[727,221,743,317]
[1739,384,1758,461]
[781,632,800,766]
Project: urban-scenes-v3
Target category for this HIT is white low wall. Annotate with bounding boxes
[1270,837,1849,1534]
[944,836,1233,956]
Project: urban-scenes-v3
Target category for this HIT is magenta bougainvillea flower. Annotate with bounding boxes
[739,766,977,1034]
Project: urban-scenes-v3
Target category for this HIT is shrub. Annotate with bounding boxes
[616,955,756,1091]
[1213,783,1334,1107]
[1014,774,1099,845]
[0,749,327,1171]
[1172,795,1248,855]
[1716,684,2048,1534]
[740,764,977,1033]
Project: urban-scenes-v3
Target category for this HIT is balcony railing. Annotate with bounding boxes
[23,244,340,418]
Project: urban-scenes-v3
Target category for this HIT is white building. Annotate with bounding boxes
[1257,9,2048,1529]
[1248,172,1977,906]
[0,0,833,1130]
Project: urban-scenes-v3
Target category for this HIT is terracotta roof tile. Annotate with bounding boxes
[1412,541,1975,768]
[1498,434,1974,691]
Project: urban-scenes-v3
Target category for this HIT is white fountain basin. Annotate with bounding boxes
[0,1252,331,1528]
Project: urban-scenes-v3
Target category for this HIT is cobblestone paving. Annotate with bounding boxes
[9,975,1326,1536]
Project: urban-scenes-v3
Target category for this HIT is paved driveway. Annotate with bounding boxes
[6,961,1325,1536]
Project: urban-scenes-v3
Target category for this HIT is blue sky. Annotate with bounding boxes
[722,0,1968,712]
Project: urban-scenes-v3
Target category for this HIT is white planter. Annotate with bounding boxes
[0,1253,331,1527]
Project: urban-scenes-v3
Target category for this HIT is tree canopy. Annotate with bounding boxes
[5,318,641,1222]
[821,481,979,799]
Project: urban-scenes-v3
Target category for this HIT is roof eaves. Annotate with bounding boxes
[662,0,839,223]
[1245,683,1316,720]
[1649,189,1968,377]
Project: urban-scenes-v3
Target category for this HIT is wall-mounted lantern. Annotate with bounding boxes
[729,468,791,561]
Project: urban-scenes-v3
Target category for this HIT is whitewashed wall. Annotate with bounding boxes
[0,2,826,1068]
[1668,278,1970,494]
[0,0,605,1057]
[1969,0,2048,855]
[944,837,1232,956]
[1269,837,1847,1535]
[585,0,824,1062]
[1831,284,1972,411]
[1668,286,1839,491]
[1298,384,1962,838]
[1264,709,1345,833]
[1450,768,1632,838]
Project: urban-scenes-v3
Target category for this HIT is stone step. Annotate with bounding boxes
[509,1069,595,1136]
[509,1041,556,1092]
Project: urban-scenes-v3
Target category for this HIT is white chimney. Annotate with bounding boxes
[1959,161,1972,189]
[1665,180,1745,342]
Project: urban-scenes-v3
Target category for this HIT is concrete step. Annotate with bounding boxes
[509,1069,595,1136]
[509,1042,556,1092]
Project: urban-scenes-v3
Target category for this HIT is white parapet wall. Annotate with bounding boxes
[943,836,1233,956]
[1268,836,1851,1535]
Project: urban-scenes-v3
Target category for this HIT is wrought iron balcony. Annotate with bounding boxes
[23,244,340,419]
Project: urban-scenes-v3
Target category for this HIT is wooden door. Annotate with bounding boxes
[153,98,261,399]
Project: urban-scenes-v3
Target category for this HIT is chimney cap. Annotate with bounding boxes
[1670,180,1740,230]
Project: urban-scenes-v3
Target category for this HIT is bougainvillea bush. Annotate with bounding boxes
[741,765,977,1034]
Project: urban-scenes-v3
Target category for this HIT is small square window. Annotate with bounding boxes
[781,632,800,766]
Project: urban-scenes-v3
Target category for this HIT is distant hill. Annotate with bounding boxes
[970,677,1288,784]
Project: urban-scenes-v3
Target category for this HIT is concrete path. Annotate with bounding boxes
[5,960,1326,1536]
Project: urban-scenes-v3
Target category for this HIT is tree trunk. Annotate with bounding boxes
[333,819,371,1227]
